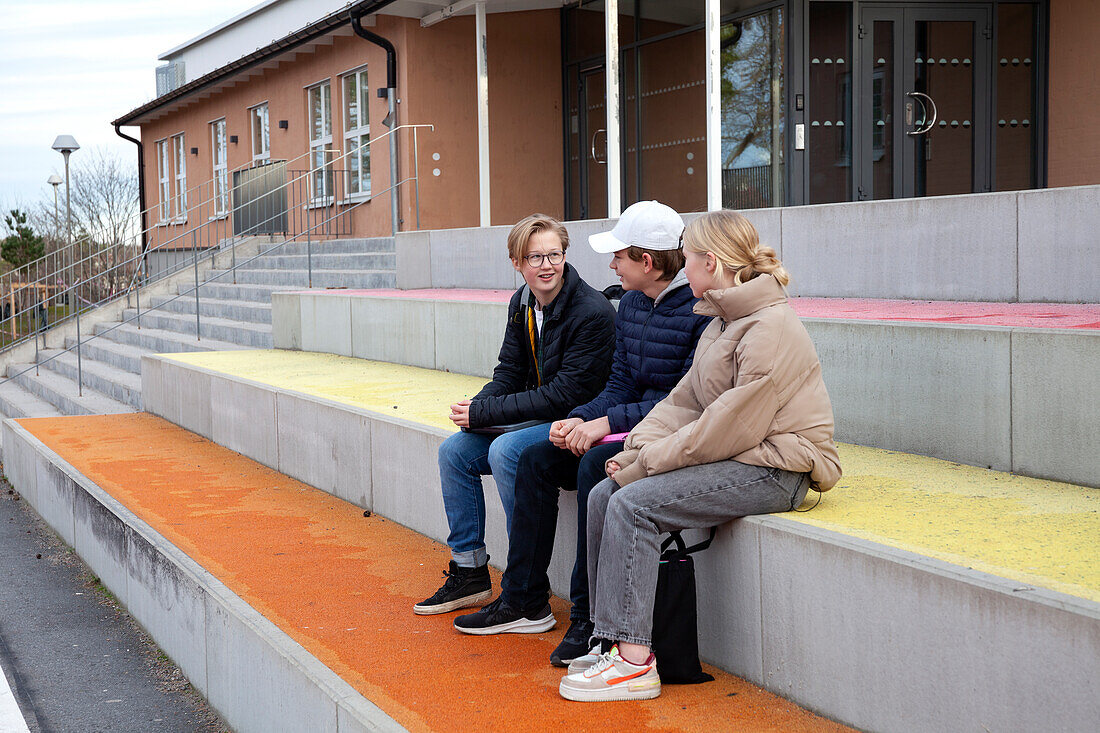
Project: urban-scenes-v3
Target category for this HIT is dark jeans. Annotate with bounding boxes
[499,439,623,621]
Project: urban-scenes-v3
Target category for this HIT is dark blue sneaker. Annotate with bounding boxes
[551,618,595,667]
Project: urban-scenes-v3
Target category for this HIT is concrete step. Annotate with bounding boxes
[207,268,396,289]
[93,321,246,355]
[244,253,395,271]
[117,309,272,349]
[272,237,395,255]
[4,362,134,416]
[0,379,64,420]
[36,349,142,410]
[147,295,272,325]
[63,335,150,375]
[184,281,300,304]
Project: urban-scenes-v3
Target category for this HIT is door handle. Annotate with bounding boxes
[590,129,607,164]
[906,92,938,136]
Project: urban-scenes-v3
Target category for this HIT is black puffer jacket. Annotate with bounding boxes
[469,263,616,427]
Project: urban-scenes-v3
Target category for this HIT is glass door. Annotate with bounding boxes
[858,5,992,199]
[577,66,608,220]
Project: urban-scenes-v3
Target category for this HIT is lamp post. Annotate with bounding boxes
[47,174,62,234]
[51,135,81,396]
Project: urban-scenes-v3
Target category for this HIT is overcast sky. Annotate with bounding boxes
[0,0,261,213]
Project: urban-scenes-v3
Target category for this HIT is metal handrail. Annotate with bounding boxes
[0,123,435,399]
[0,148,321,303]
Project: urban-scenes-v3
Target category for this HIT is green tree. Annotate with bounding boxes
[2,209,46,268]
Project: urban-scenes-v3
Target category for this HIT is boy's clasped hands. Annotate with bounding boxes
[549,416,618,477]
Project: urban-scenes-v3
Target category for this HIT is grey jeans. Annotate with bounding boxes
[587,460,810,647]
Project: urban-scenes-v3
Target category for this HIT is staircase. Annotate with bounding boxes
[0,237,396,421]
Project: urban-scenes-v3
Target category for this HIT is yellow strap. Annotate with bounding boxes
[526,307,542,386]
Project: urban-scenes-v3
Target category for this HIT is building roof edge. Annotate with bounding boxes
[158,0,286,61]
[116,0,396,127]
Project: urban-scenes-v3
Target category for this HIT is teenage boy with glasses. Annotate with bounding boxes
[415,213,617,616]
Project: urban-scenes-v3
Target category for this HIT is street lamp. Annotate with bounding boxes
[51,134,81,395]
[47,173,62,227]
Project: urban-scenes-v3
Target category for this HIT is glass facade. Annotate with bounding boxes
[561,0,1044,216]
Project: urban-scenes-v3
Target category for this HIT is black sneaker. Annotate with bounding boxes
[550,618,595,667]
[413,560,492,615]
[454,596,556,635]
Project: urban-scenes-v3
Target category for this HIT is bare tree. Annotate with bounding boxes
[27,147,141,302]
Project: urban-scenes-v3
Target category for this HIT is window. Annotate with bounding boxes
[251,103,270,162]
[307,80,334,202]
[343,67,371,197]
[211,119,228,216]
[155,139,170,222]
[171,133,187,220]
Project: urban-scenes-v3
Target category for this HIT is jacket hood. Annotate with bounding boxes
[695,273,786,321]
[652,268,691,307]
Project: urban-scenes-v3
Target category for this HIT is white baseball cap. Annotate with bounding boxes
[588,200,685,254]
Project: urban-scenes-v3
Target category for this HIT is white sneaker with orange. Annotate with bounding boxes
[558,645,661,702]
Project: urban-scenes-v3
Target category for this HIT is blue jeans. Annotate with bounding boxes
[500,440,623,620]
[437,423,552,567]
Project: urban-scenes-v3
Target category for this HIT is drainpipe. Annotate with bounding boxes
[351,10,400,237]
[114,124,148,254]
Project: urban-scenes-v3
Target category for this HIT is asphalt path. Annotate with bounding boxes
[0,480,226,733]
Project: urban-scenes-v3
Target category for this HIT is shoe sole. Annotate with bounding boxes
[558,678,661,702]
[454,613,557,635]
[412,589,492,615]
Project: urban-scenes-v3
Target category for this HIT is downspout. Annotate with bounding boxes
[350,10,400,237]
[114,124,148,254]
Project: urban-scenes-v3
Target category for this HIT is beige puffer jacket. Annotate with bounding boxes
[609,273,841,490]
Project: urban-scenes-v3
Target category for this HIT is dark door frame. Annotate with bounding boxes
[856,3,993,199]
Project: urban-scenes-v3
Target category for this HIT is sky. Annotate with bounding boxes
[0,0,261,212]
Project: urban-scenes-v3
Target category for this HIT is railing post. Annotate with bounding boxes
[307,201,313,289]
[34,305,39,377]
[193,230,201,341]
[413,127,422,230]
[135,257,142,330]
[74,284,83,398]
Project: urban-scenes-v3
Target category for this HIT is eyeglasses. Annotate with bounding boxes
[523,250,565,267]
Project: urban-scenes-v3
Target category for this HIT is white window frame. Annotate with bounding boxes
[342,66,371,199]
[211,119,229,217]
[250,102,270,162]
[155,139,170,223]
[170,133,187,221]
[307,80,334,204]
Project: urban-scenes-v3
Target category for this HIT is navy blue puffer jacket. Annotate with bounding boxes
[569,270,709,433]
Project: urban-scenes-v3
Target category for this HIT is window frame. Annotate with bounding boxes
[250,102,270,163]
[170,133,187,222]
[210,118,229,217]
[342,66,371,200]
[307,80,334,204]
[155,138,171,224]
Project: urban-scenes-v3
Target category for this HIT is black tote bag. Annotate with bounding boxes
[651,528,716,684]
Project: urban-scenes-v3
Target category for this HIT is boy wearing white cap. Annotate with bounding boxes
[453,201,709,666]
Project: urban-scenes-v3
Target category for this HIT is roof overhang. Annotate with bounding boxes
[114,0,567,128]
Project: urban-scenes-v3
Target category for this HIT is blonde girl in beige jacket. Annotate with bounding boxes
[559,210,841,703]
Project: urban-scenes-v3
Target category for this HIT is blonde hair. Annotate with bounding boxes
[682,210,789,287]
[507,213,570,261]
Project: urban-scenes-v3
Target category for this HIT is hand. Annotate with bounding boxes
[549,417,583,448]
[449,399,472,428]
[564,416,612,456]
[606,460,620,479]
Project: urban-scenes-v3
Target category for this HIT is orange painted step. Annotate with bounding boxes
[19,413,853,733]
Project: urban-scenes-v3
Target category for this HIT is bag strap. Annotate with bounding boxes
[660,527,717,559]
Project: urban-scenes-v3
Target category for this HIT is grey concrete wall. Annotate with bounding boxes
[397,186,1100,303]
[1010,328,1100,487]
[269,290,1095,486]
[807,319,1013,471]
[1,419,402,733]
[1018,186,1100,303]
